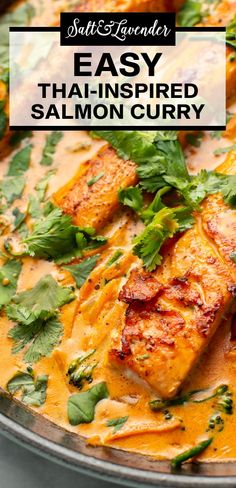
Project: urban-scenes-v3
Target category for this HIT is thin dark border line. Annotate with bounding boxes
[9,26,226,32]
[10,125,226,131]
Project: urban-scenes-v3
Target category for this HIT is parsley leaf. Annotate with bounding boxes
[7,144,32,176]
[63,254,100,289]
[68,382,109,425]
[0,260,22,309]
[106,416,128,433]
[7,369,48,406]
[7,275,75,363]
[40,131,63,166]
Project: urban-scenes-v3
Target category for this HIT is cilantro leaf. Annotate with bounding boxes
[0,176,25,203]
[7,275,75,363]
[7,369,48,406]
[35,169,55,201]
[63,254,100,289]
[9,130,32,147]
[23,208,79,260]
[0,260,22,309]
[133,207,180,271]
[7,274,75,323]
[7,144,32,176]
[22,207,107,262]
[68,382,109,425]
[106,416,128,433]
[118,186,143,214]
[40,131,63,166]
[92,130,189,193]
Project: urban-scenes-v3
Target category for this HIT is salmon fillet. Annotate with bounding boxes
[53,146,137,230]
[109,153,236,399]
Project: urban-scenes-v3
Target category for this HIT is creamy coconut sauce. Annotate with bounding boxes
[0,0,236,464]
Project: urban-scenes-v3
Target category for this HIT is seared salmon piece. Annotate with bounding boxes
[109,157,236,399]
[53,146,137,230]
[75,0,184,13]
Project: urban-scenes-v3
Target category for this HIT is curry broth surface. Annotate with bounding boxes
[0,120,235,462]
[1,0,236,464]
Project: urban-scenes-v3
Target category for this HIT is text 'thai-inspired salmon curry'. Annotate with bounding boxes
[0,0,236,470]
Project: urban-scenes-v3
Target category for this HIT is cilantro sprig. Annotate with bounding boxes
[7,275,75,363]
[5,207,107,263]
[93,130,236,271]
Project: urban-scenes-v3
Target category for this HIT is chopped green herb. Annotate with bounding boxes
[87,172,104,186]
[35,169,55,201]
[177,0,203,27]
[0,176,25,203]
[0,260,22,310]
[186,132,204,148]
[7,145,32,176]
[68,382,109,425]
[68,349,96,375]
[226,15,236,50]
[69,362,98,389]
[28,194,41,219]
[21,208,106,262]
[40,131,63,166]
[7,275,75,363]
[9,130,32,147]
[7,369,48,406]
[106,250,123,267]
[63,254,99,288]
[12,208,26,230]
[214,143,236,156]
[150,384,233,412]
[106,416,128,433]
[118,186,143,215]
[171,438,213,469]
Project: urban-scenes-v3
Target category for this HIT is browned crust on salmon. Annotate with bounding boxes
[53,146,137,230]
